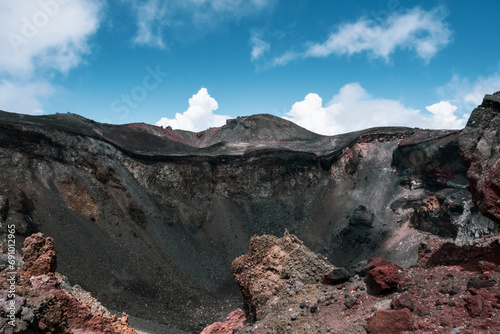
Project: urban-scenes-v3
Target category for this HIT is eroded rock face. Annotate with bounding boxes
[460,92,500,224]
[20,232,57,277]
[232,231,336,321]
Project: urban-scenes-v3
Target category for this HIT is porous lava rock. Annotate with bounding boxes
[20,232,57,277]
[231,230,335,321]
[200,309,246,334]
[365,258,402,295]
[364,257,402,274]
[460,91,500,224]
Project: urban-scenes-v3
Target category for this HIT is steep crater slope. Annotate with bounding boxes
[0,110,496,332]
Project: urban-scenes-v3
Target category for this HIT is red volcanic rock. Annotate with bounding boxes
[482,319,500,331]
[418,236,500,270]
[414,302,430,317]
[200,309,246,334]
[365,257,403,274]
[365,258,402,295]
[467,276,497,290]
[390,292,414,311]
[53,290,137,334]
[479,260,499,273]
[232,230,336,321]
[30,274,61,291]
[365,308,413,334]
[465,294,494,318]
[20,232,57,276]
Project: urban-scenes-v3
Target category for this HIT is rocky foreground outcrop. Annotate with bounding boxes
[0,233,138,333]
[231,231,337,322]
[0,233,138,334]
[203,232,500,333]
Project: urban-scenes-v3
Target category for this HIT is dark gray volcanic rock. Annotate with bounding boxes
[0,109,496,333]
[459,92,500,224]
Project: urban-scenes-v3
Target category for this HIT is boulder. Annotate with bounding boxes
[322,267,351,285]
[365,258,402,295]
[365,309,413,334]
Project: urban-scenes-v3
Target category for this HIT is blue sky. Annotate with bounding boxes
[1,0,500,135]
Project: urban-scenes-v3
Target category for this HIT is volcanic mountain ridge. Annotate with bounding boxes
[0,92,500,333]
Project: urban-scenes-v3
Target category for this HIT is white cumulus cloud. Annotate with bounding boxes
[0,0,102,115]
[425,101,467,129]
[284,83,467,136]
[0,0,101,76]
[272,7,450,66]
[284,93,344,135]
[156,88,230,132]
